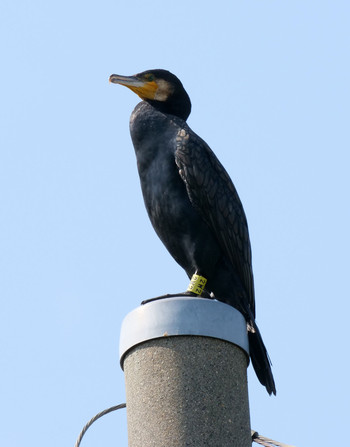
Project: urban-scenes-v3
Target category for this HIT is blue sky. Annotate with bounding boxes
[1,1,349,446]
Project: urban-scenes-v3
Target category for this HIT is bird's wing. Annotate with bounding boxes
[175,126,255,310]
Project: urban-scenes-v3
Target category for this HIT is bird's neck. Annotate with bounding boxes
[144,94,191,121]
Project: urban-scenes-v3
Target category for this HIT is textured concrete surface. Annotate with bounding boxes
[123,335,251,447]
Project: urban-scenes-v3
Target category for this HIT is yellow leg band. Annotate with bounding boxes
[186,274,207,295]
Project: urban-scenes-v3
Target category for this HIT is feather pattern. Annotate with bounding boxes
[175,127,255,316]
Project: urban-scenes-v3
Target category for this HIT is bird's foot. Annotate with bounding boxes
[141,291,197,305]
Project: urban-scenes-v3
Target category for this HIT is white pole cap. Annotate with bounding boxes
[119,297,249,368]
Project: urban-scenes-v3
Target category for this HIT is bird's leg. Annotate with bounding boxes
[186,272,207,295]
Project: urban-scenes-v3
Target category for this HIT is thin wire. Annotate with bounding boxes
[74,403,126,447]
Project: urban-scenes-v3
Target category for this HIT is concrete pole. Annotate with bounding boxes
[119,297,251,447]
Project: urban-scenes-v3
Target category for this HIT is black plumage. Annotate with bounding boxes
[110,69,276,395]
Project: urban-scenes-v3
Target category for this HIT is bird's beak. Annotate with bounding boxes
[109,74,158,100]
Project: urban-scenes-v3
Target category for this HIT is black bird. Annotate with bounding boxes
[109,69,276,395]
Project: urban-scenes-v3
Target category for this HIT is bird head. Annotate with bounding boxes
[109,69,191,121]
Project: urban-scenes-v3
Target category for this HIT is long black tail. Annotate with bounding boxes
[248,320,276,395]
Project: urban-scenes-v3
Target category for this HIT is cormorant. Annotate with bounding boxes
[109,69,276,395]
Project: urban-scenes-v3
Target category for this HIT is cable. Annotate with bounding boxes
[251,430,296,447]
[74,403,126,447]
[75,403,295,447]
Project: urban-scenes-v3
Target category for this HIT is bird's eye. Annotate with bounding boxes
[145,74,154,82]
